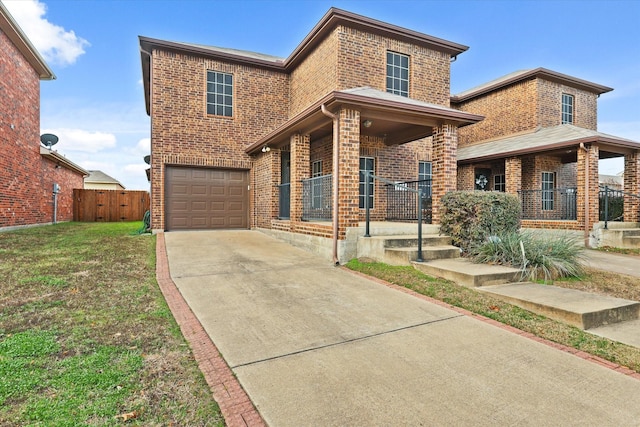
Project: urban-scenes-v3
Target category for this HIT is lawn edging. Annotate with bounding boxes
[155,233,266,427]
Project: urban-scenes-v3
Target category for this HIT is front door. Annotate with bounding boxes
[279,152,291,219]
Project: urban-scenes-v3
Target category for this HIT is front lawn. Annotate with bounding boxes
[0,222,223,426]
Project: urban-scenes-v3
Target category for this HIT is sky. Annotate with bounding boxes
[3,0,639,190]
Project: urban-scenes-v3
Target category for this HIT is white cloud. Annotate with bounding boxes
[133,138,150,156]
[3,0,89,66]
[42,128,116,153]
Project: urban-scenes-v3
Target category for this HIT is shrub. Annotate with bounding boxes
[439,191,521,253]
[472,230,586,282]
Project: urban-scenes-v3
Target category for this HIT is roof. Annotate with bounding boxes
[85,170,125,188]
[0,3,55,80]
[245,86,484,154]
[140,7,469,114]
[451,68,612,103]
[40,147,88,176]
[457,124,640,163]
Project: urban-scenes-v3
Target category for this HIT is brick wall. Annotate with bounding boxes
[149,49,290,229]
[337,26,451,105]
[454,79,538,147]
[454,77,599,147]
[0,29,82,229]
[537,79,597,130]
[624,152,640,222]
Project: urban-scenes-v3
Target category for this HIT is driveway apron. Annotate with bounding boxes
[165,230,640,426]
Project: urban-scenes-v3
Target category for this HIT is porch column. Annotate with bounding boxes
[290,133,310,228]
[432,123,458,224]
[577,144,599,233]
[456,164,474,191]
[337,108,360,239]
[624,151,640,222]
[505,157,522,195]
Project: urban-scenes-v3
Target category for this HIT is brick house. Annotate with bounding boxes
[139,8,640,261]
[0,4,87,230]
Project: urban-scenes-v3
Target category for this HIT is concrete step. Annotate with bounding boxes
[357,233,454,265]
[412,258,521,287]
[622,236,640,248]
[385,245,460,265]
[621,229,640,237]
[480,282,640,330]
[355,222,440,236]
[589,318,640,348]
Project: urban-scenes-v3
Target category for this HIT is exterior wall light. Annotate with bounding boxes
[363,120,373,128]
[261,145,271,153]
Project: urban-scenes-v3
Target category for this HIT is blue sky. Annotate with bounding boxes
[4,0,639,190]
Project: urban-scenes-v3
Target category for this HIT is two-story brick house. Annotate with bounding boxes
[1,3,87,231]
[140,7,640,261]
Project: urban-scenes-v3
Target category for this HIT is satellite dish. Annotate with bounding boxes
[143,155,151,165]
[40,133,59,148]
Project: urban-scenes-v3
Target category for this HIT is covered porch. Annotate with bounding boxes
[247,87,482,263]
[457,125,640,244]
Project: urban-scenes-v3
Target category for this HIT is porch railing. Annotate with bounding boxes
[302,174,332,221]
[364,171,427,261]
[385,179,432,223]
[518,188,577,220]
[599,185,640,228]
[278,183,290,219]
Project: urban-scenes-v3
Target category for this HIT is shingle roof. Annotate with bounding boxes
[339,87,472,115]
[172,42,285,63]
[451,68,613,103]
[85,170,125,187]
[457,124,640,162]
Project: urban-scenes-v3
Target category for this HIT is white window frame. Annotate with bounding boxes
[206,71,233,117]
[494,174,506,192]
[359,157,375,209]
[418,161,432,197]
[542,172,555,210]
[311,160,323,209]
[562,93,574,124]
[386,51,409,97]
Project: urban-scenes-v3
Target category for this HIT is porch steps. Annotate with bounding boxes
[479,282,640,330]
[356,234,460,266]
[597,227,640,249]
[412,258,521,287]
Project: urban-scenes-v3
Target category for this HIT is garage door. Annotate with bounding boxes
[165,166,249,230]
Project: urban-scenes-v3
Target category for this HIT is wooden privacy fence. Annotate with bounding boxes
[73,189,150,222]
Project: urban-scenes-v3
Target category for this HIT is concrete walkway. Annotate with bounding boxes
[584,249,640,278]
[163,230,640,426]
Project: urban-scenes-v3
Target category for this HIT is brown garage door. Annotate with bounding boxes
[165,166,249,230]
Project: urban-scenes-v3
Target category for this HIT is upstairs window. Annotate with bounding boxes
[207,71,233,117]
[562,93,574,124]
[386,51,409,97]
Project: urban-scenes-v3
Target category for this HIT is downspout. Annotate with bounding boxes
[580,143,590,247]
[321,104,340,265]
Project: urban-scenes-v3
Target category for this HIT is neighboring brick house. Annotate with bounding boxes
[0,4,87,230]
[139,7,640,261]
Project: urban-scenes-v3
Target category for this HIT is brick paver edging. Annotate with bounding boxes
[342,267,640,382]
[155,233,266,427]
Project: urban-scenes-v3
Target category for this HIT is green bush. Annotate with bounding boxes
[472,230,586,282]
[440,191,521,253]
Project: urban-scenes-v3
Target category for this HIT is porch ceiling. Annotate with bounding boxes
[457,124,640,164]
[246,87,483,154]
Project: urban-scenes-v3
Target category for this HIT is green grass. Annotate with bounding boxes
[0,222,224,426]
[346,259,640,373]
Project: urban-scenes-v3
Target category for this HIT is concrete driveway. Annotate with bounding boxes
[165,230,640,426]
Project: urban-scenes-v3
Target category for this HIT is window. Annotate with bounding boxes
[562,93,574,124]
[494,174,505,192]
[359,157,375,209]
[312,160,323,177]
[386,51,409,97]
[542,172,555,210]
[311,160,323,209]
[206,71,233,117]
[418,161,432,197]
